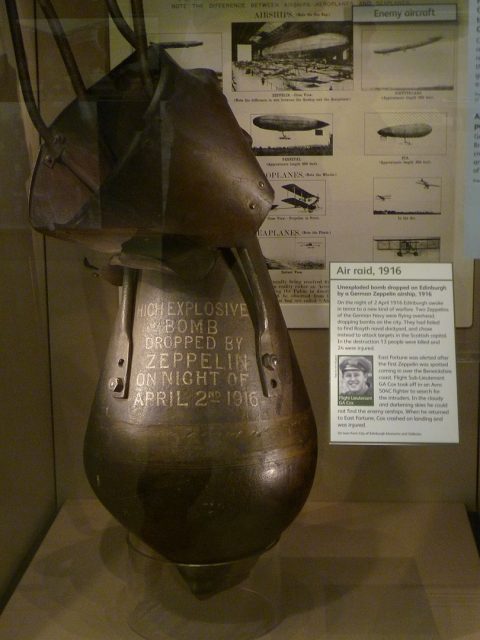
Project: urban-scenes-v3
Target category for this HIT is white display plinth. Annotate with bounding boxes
[1,500,480,639]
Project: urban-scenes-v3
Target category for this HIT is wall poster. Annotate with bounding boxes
[112,0,474,327]
[464,0,480,257]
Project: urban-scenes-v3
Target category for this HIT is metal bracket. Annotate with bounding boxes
[237,241,281,399]
[108,268,137,398]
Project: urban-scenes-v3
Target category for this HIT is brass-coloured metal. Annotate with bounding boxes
[28,46,274,252]
[7,1,318,597]
[85,243,317,569]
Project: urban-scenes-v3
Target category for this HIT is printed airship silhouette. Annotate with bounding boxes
[253,114,330,139]
[262,33,349,57]
[377,122,432,143]
[374,36,442,55]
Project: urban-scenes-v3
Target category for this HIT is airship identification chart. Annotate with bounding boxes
[131,1,473,327]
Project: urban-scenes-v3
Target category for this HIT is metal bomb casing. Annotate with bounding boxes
[28,46,273,253]
[10,16,317,583]
[6,0,318,596]
[84,240,317,568]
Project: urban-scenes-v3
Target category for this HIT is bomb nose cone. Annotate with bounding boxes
[176,555,260,599]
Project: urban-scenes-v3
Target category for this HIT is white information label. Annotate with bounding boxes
[330,263,458,444]
[352,4,457,22]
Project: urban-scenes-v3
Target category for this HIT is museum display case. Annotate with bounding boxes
[1,1,480,638]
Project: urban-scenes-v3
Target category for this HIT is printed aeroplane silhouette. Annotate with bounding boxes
[281,183,319,210]
[374,36,442,55]
[416,178,440,189]
[397,241,419,256]
[253,114,329,140]
[377,238,439,257]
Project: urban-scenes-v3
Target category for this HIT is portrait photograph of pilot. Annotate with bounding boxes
[338,356,374,405]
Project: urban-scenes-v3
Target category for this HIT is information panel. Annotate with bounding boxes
[464,0,480,256]
[330,262,458,444]
[111,0,474,326]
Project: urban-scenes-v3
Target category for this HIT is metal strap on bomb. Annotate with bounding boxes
[6,0,281,397]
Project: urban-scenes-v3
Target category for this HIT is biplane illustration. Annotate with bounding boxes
[373,176,442,215]
[376,237,440,257]
[280,183,320,210]
[416,178,440,189]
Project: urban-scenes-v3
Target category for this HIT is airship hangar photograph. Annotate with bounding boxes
[374,237,441,262]
[361,25,455,90]
[231,21,353,92]
[364,111,447,155]
[373,177,442,216]
[251,113,333,156]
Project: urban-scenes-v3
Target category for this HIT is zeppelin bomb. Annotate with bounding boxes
[6,0,318,600]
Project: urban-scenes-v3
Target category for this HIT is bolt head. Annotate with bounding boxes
[108,377,124,392]
[262,353,278,370]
